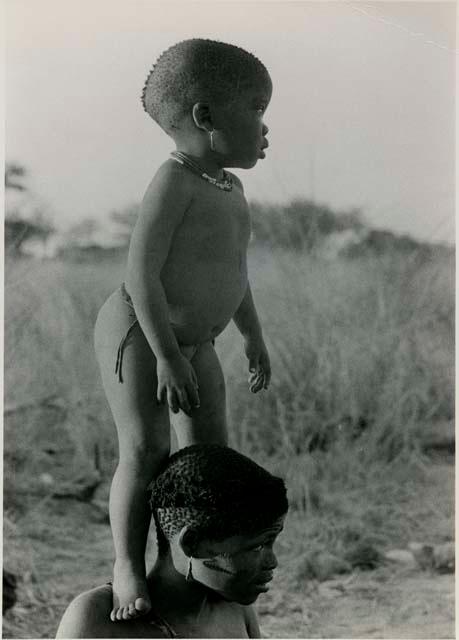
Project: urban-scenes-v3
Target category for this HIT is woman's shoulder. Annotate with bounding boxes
[56,584,113,638]
[56,585,169,639]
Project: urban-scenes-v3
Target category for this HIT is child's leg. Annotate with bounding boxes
[170,340,228,448]
[94,291,170,622]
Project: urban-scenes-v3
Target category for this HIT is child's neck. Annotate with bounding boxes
[174,145,225,181]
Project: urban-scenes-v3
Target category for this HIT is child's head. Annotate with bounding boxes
[141,39,271,136]
[150,444,287,604]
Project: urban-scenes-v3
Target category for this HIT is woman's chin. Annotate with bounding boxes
[233,587,269,605]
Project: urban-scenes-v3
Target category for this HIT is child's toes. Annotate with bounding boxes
[122,606,132,620]
[116,607,125,621]
[110,608,118,622]
[128,602,137,617]
[134,596,151,614]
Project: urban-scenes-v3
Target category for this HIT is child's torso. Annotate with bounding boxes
[150,177,251,343]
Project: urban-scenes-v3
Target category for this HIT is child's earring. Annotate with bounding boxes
[209,130,215,152]
[186,557,194,582]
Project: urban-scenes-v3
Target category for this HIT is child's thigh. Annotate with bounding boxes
[171,341,227,448]
[94,292,169,453]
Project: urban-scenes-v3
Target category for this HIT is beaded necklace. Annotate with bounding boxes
[170,151,233,191]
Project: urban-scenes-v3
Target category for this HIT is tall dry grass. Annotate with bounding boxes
[4,247,453,498]
[223,248,453,457]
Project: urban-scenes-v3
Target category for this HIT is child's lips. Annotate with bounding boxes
[260,140,269,158]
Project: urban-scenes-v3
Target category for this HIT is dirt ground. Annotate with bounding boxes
[3,490,455,640]
[258,566,454,639]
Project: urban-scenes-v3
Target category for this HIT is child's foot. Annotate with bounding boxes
[110,561,151,622]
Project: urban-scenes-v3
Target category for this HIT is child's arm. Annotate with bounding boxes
[125,161,199,413]
[233,283,271,392]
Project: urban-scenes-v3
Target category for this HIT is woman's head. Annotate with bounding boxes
[141,39,272,136]
[150,444,288,604]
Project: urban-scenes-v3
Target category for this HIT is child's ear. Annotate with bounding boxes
[192,102,213,132]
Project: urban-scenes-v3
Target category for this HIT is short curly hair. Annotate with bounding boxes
[150,445,288,554]
[141,39,271,133]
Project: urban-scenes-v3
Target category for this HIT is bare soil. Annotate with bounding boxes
[258,566,454,638]
[3,479,454,639]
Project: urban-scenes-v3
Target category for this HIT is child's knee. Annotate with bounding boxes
[118,440,170,470]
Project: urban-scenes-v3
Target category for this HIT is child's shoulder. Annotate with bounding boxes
[142,158,196,204]
[152,157,195,185]
[226,170,244,192]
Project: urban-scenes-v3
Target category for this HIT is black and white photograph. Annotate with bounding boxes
[4,1,455,638]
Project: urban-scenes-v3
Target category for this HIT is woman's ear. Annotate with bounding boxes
[178,526,215,558]
[178,525,200,557]
[192,102,213,132]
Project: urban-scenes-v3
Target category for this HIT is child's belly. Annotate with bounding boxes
[162,260,248,344]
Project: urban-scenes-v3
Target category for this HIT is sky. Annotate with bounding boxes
[5,0,457,244]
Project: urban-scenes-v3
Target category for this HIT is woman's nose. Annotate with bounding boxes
[263,548,278,570]
[262,122,269,136]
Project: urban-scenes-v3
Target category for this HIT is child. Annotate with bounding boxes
[94,38,273,622]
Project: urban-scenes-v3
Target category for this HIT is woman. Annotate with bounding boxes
[56,444,288,638]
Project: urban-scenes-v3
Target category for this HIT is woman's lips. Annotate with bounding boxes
[253,572,273,588]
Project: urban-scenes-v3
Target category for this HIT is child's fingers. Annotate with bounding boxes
[187,383,200,409]
[249,373,264,393]
[190,367,199,390]
[263,368,271,388]
[176,388,191,413]
[167,388,179,414]
[157,385,166,405]
[250,369,271,393]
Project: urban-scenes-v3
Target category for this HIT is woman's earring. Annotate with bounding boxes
[209,130,215,152]
[186,557,194,582]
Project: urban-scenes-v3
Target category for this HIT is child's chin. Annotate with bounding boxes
[239,158,258,169]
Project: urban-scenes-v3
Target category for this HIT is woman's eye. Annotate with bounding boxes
[256,106,266,114]
[251,544,264,552]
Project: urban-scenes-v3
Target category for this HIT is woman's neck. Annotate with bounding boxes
[147,554,216,620]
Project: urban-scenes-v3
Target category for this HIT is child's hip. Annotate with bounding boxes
[94,285,213,383]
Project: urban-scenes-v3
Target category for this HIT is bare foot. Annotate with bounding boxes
[110,561,151,622]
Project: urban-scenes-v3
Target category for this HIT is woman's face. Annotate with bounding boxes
[191,516,285,605]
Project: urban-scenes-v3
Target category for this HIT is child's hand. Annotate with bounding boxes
[244,336,271,393]
[156,354,200,414]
